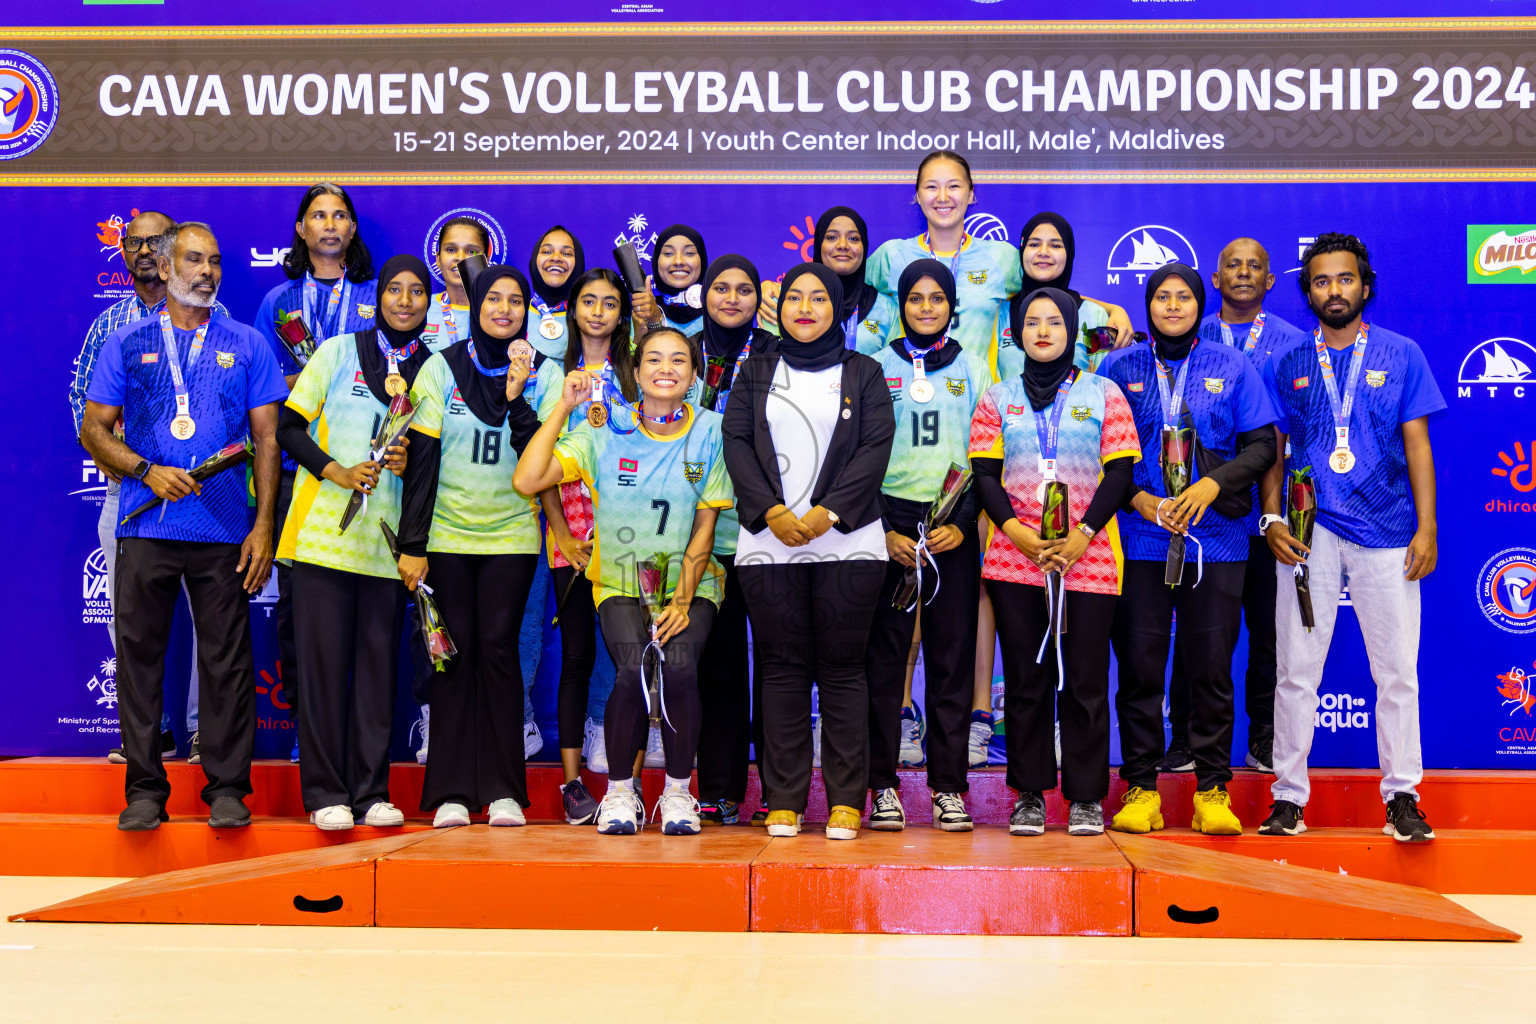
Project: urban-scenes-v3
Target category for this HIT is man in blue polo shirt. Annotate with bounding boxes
[1257,233,1444,843]
[1160,238,1311,777]
[81,222,286,831]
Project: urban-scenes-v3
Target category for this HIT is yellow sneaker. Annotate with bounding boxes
[1109,786,1164,834]
[765,810,802,837]
[826,805,861,840]
[1192,787,1243,835]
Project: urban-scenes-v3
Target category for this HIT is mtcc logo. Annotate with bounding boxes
[1106,225,1197,285]
[1457,337,1534,398]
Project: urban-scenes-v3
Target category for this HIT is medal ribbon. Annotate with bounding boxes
[904,334,946,390]
[437,293,461,338]
[1031,369,1078,484]
[1152,341,1198,432]
[1313,323,1370,457]
[465,339,506,378]
[302,272,352,340]
[531,297,566,336]
[159,311,210,427]
[376,333,420,380]
[1219,310,1265,356]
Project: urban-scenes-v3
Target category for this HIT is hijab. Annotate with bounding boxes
[1013,286,1080,411]
[812,205,879,328]
[652,224,708,326]
[444,265,529,427]
[1018,212,1081,307]
[527,225,584,309]
[356,254,433,404]
[1144,262,1206,362]
[895,258,963,372]
[776,263,852,373]
[698,253,764,368]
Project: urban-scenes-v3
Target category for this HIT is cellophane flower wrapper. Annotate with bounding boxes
[1288,467,1319,629]
[892,464,972,610]
[638,553,670,622]
[1083,325,1115,356]
[1160,425,1195,586]
[700,356,730,411]
[340,392,418,533]
[416,589,457,670]
[1040,480,1070,634]
[276,312,318,367]
[120,438,254,523]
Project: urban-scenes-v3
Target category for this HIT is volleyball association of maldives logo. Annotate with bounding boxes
[423,207,510,285]
[1478,547,1536,635]
[0,50,59,161]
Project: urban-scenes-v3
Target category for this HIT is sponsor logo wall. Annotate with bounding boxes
[2,11,1535,767]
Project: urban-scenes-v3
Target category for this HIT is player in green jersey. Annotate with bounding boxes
[515,328,733,836]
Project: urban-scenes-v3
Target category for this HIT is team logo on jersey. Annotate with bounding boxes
[1070,405,1092,421]
[618,457,639,486]
[1203,377,1225,394]
[945,377,966,396]
[863,320,882,335]
[967,271,988,285]
[683,462,704,483]
[1478,547,1536,634]
[1127,381,1143,392]
[216,351,235,369]
[423,207,510,284]
[0,50,60,161]
[1292,376,1310,390]
[356,304,375,319]
[1366,370,1388,388]
[141,352,159,363]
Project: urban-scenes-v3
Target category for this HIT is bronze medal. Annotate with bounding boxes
[588,401,608,427]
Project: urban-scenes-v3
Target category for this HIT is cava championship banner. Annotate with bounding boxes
[2,2,1534,770]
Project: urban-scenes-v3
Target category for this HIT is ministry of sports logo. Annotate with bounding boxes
[1478,547,1536,634]
[614,213,659,269]
[423,207,509,285]
[0,50,59,161]
[1106,225,1197,285]
[86,657,118,710]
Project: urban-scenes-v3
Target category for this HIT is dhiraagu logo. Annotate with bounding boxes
[1468,225,1536,283]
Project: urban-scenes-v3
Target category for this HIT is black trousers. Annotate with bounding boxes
[1112,559,1245,792]
[866,500,979,794]
[420,552,536,812]
[695,555,754,803]
[292,561,405,814]
[1168,535,1278,746]
[114,538,255,807]
[598,597,715,781]
[988,579,1115,802]
[740,559,885,812]
[552,564,599,751]
[273,470,299,715]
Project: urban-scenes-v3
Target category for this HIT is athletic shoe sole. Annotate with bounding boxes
[1009,823,1045,836]
[565,811,597,826]
[766,823,800,837]
[1068,824,1105,836]
[1258,820,1308,836]
[825,826,858,840]
[489,816,526,827]
[1109,815,1165,834]
[1384,823,1436,843]
[434,817,471,829]
[209,815,250,829]
[935,819,975,832]
[868,818,906,832]
[310,818,354,832]
[1159,761,1195,773]
[662,822,701,835]
[1244,753,1274,772]
[597,822,638,835]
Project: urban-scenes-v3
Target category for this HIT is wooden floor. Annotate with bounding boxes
[3,874,1534,1024]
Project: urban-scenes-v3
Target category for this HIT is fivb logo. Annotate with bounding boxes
[1315,691,1371,733]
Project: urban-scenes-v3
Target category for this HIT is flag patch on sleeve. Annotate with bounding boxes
[1292,376,1310,390]
[140,352,159,363]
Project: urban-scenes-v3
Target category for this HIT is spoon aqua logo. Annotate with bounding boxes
[0,50,58,161]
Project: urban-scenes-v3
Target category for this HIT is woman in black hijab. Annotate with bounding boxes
[277,255,430,832]
[723,262,896,841]
[643,224,708,333]
[969,286,1139,840]
[396,266,545,828]
[1016,212,1123,375]
[689,254,777,825]
[527,225,585,360]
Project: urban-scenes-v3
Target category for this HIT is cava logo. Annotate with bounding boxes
[1106,225,1196,285]
[87,657,118,710]
[1468,225,1536,282]
[423,207,509,285]
[1457,337,1535,398]
[0,50,59,161]
[1478,547,1536,635]
[82,548,111,625]
[1496,662,1536,751]
[1497,663,1536,717]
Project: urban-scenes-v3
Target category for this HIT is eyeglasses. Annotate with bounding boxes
[121,234,166,253]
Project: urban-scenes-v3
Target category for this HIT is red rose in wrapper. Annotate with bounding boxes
[700,356,730,411]
[1287,467,1318,542]
[1160,426,1194,499]
[340,391,418,534]
[638,553,670,617]
[1083,325,1115,356]
[1040,480,1069,541]
[276,313,318,367]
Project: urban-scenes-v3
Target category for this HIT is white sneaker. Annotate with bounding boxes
[968,715,994,769]
[310,804,354,831]
[488,797,526,827]
[362,802,405,827]
[523,717,544,759]
[584,718,609,774]
[812,715,823,768]
[412,705,430,765]
[643,723,666,768]
[433,802,471,828]
[595,784,645,835]
[897,709,925,768]
[657,785,701,836]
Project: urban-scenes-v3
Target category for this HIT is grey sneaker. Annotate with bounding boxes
[208,794,250,829]
[1067,800,1104,836]
[868,787,905,831]
[562,778,599,825]
[931,792,974,832]
[1009,791,1046,836]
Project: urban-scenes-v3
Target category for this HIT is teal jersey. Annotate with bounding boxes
[876,344,994,502]
[408,353,541,555]
[553,404,734,608]
[866,235,1022,372]
[278,334,403,580]
[422,291,472,353]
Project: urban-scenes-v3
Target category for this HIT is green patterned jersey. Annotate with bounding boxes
[875,343,995,502]
[278,335,402,580]
[408,353,541,555]
[553,404,733,608]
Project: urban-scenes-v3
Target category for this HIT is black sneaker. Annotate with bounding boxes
[561,778,599,825]
[107,747,126,765]
[1245,734,1274,773]
[749,805,769,827]
[118,799,168,831]
[869,787,906,831]
[1258,800,1307,836]
[208,795,251,829]
[1385,793,1435,843]
[931,792,973,832]
[188,730,201,765]
[1157,743,1195,773]
[1009,791,1046,836]
[698,799,742,826]
[1067,800,1105,836]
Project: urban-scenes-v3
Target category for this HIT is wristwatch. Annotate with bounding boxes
[824,509,840,525]
[132,458,151,480]
[1076,523,1096,540]
[1258,514,1285,535]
